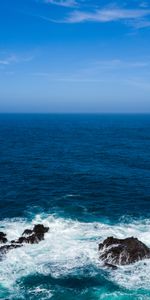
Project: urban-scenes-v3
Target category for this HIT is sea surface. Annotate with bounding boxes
[0,113,150,300]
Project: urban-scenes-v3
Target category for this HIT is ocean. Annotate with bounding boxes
[0,113,150,299]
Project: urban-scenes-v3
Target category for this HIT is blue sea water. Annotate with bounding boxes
[0,113,150,299]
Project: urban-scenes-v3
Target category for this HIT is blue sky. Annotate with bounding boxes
[0,0,150,112]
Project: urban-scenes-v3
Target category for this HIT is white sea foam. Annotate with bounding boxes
[0,214,150,296]
[28,287,53,299]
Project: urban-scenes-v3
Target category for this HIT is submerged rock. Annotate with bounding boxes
[0,232,7,244]
[17,235,39,244]
[104,262,118,270]
[99,236,150,266]
[0,244,22,259]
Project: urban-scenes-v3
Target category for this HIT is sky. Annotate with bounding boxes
[0,0,150,113]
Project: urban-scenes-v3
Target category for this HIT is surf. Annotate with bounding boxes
[1,213,150,299]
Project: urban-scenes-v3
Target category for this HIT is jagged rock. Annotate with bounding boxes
[0,243,22,259]
[22,229,33,236]
[17,233,43,244]
[99,236,150,266]
[16,224,49,244]
[0,224,49,259]
[104,263,118,270]
[33,224,49,234]
[0,232,7,244]
[22,224,49,237]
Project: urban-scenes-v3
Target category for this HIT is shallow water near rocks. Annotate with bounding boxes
[0,114,150,299]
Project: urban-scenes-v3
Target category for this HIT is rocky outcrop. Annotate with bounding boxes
[0,244,22,257]
[0,232,7,244]
[99,236,150,266]
[16,224,49,244]
[23,224,49,236]
[22,229,33,236]
[0,224,49,259]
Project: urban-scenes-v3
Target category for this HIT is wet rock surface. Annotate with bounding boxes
[17,224,49,244]
[0,244,22,256]
[0,232,7,244]
[0,224,49,259]
[104,262,118,270]
[22,229,33,236]
[99,236,150,266]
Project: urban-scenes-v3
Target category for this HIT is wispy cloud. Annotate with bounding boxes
[133,19,150,28]
[74,59,150,80]
[0,55,17,65]
[31,58,150,84]
[30,1,150,28]
[0,54,33,66]
[139,2,149,8]
[43,0,77,7]
[63,8,150,23]
[93,59,149,69]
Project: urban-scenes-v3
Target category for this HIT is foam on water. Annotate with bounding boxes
[0,214,150,298]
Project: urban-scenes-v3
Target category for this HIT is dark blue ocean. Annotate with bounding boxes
[0,114,150,299]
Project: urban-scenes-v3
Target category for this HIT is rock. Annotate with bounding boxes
[0,224,49,259]
[0,243,22,259]
[17,233,43,244]
[0,232,7,244]
[22,229,33,236]
[33,224,49,234]
[99,236,150,265]
[22,224,49,237]
[104,263,118,270]
[16,224,49,244]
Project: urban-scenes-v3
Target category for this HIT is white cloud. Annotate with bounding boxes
[0,54,33,66]
[63,8,150,23]
[0,55,17,65]
[44,0,77,7]
[133,19,150,28]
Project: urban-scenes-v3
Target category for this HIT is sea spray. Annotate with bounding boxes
[0,214,150,299]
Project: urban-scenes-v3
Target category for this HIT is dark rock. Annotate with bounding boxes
[26,234,40,244]
[17,233,44,244]
[99,236,150,265]
[22,229,33,236]
[104,263,118,270]
[15,224,49,244]
[0,243,22,258]
[0,232,7,244]
[0,224,49,260]
[33,224,49,234]
[17,236,27,244]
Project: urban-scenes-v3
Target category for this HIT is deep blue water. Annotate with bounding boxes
[0,114,150,299]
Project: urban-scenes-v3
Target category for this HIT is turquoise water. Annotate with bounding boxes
[0,114,150,299]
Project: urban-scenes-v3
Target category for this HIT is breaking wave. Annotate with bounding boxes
[0,214,150,299]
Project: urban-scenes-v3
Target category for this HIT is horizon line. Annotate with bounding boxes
[0,112,150,115]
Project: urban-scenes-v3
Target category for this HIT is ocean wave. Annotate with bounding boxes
[0,214,150,298]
